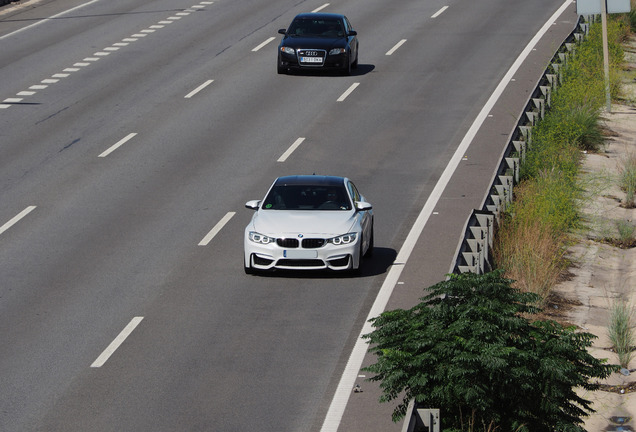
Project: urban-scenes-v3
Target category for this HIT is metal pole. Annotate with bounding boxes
[601,0,612,112]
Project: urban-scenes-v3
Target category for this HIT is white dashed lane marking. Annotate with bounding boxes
[337,83,360,102]
[198,212,236,246]
[0,206,37,237]
[0,2,214,109]
[184,80,214,99]
[386,39,407,56]
[90,317,144,368]
[252,37,276,52]
[98,133,138,158]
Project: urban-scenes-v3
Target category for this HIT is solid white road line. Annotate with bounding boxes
[198,212,236,246]
[337,83,360,102]
[386,39,407,56]
[431,5,449,18]
[0,206,36,236]
[185,80,214,98]
[252,37,276,52]
[277,137,305,162]
[0,0,99,41]
[319,0,574,430]
[98,133,137,158]
[91,317,144,368]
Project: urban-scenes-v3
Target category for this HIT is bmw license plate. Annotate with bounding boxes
[284,250,318,259]
[300,57,322,63]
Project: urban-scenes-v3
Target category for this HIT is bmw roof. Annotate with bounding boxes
[273,175,346,187]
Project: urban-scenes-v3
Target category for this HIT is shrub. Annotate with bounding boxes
[615,220,636,246]
[608,299,635,368]
[619,152,636,207]
[363,271,618,431]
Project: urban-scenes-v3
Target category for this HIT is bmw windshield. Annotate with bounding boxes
[261,185,352,211]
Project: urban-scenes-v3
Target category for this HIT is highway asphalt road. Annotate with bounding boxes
[0,0,577,431]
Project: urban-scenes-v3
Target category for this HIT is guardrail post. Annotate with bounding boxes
[525,110,537,125]
[546,73,558,90]
[505,157,520,183]
[532,97,545,119]
[540,84,552,108]
[518,125,532,145]
[416,409,440,432]
[495,175,513,209]
[486,193,502,216]
[512,140,527,162]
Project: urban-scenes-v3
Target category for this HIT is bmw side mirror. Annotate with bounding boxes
[348,30,357,36]
[355,201,372,211]
[245,200,261,210]
[278,29,287,35]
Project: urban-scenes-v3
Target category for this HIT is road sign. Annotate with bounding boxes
[577,0,631,14]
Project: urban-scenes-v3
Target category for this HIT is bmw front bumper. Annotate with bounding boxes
[244,235,361,272]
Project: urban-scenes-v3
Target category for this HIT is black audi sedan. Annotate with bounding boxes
[277,13,359,75]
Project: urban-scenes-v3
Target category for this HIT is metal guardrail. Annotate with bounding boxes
[402,16,590,432]
[451,18,588,275]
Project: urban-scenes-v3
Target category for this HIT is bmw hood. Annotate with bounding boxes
[251,210,356,236]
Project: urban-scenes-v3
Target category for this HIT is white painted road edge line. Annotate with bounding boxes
[0,206,37,236]
[431,5,449,19]
[0,0,100,40]
[312,3,330,13]
[319,0,573,430]
[91,317,143,368]
[185,79,214,98]
[386,39,407,56]
[98,133,137,158]
[337,83,359,102]
[198,212,236,246]
[252,37,276,52]
[278,137,305,162]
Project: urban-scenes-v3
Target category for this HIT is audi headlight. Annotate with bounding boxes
[249,231,276,244]
[281,46,295,55]
[328,233,357,245]
[329,48,346,55]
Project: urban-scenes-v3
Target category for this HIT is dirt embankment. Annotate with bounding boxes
[551,35,636,432]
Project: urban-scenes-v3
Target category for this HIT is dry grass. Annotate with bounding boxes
[493,217,568,304]
[619,150,636,208]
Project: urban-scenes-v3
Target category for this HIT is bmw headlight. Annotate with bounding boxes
[329,48,346,55]
[328,233,357,245]
[249,231,276,244]
[281,46,295,55]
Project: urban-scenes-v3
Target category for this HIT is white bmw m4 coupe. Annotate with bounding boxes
[244,175,373,274]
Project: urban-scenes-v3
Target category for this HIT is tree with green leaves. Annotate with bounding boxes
[363,271,617,431]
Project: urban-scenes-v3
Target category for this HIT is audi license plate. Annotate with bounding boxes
[300,57,322,63]
[284,250,318,259]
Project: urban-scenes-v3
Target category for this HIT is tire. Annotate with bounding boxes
[364,225,374,258]
[348,237,363,276]
[342,53,352,76]
[352,51,358,69]
[244,255,255,274]
[277,55,287,74]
